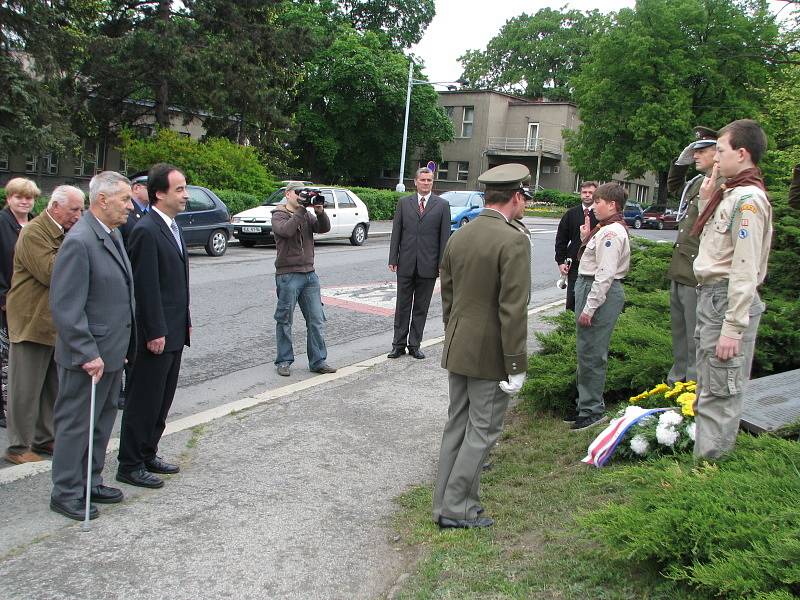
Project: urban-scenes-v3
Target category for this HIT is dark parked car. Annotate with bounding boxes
[623,202,645,229]
[174,186,233,256]
[642,205,678,230]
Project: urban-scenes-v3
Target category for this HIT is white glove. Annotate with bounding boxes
[675,143,695,166]
[499,373,526,394]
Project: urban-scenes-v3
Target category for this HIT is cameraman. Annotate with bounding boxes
[271,182,337,377]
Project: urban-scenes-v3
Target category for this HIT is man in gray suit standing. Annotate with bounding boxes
[387,167,450,360]
[49,171,135,521]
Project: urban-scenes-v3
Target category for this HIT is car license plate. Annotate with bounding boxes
[241,226,261,233]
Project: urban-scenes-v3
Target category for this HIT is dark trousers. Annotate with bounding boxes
[51,367,121,502]
[118,348,182,472]
[392,273,436,351]
[565,266,579,311]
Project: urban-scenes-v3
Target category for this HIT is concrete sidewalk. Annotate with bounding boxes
[0,307,560,600]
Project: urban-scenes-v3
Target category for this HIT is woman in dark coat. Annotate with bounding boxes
[0,177,39,428]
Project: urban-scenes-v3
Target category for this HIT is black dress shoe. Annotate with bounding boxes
[50,497,98,521]
[145,456,180,474]
[409,348,425,359]
[387,348,405,359]
[438,516,494,529]
[116,466,164,489]
[88,484,123,504]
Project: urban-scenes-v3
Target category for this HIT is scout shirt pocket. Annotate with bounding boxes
[708,355,744,397]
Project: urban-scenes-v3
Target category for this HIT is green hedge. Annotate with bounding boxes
[531,188,580,208]
[212,189,266,216]
[349,187,404,221]
[523,190,800,415]
[581,434,800,598]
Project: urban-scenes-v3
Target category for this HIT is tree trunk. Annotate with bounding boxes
[657,170,669,205]
[155,0,170,128]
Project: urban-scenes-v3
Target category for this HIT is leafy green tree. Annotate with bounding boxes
[459,8,609,100]
[303,0,436,48]
[293,28,453,184]
[564,0,781,203]
[0,1,98,154]
[759,65,800,189]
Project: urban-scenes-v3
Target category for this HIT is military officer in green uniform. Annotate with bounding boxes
[432,163,532,529]
[665,126,724,385]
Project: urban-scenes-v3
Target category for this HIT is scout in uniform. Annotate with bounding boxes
[572,183,631,431]
[433,163,531,529]
[665,127,724,385]
[692,119,772,460]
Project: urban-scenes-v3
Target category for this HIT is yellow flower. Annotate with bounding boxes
[677,392,696,417]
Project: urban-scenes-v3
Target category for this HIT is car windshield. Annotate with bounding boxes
[262,189,286,206]
[442,191,471,207]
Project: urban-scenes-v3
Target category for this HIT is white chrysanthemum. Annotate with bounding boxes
[658,410,684,427]
[630,434,650,456]
[656,424,680,446]
[686,422,696,441]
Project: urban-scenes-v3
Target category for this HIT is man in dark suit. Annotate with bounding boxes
[116,171,149,410]
[554,181,599,310]
[387,167,450,360]
[49,171,135,521]
[118,171,150,244]
[117,163,190,489]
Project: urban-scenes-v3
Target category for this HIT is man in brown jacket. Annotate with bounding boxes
[271,182,336,377]
[432,164,531,529]
[4,185,84,464]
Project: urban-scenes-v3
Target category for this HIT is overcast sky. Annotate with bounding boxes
[411,0,794,84]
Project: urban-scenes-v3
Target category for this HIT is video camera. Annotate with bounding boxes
[296,188,325,207]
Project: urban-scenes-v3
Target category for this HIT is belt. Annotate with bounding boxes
[696,279,728,290]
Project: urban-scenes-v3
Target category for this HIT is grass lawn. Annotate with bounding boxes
[391,407,699,599]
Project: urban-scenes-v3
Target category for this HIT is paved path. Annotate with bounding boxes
[0,306,559,600]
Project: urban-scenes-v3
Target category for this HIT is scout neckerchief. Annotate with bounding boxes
[577,212,627,261]
[690,167,765,237]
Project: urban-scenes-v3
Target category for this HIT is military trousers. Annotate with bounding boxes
[694,282,764,460]
[432,372,510,522]
[667,280,698,385]
[575,276,625,418]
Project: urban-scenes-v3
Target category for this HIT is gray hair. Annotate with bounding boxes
[415,167,433,178]
[89,171,131,204]
[48,185,85,209]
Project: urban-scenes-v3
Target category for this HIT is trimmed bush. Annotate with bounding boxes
[121,129,275,197]
[531,188,581,208]
[581,434,800,598]
[349,186,404,221]
[212,189,266,216]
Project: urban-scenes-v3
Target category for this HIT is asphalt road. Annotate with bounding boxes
[0,218,676,458]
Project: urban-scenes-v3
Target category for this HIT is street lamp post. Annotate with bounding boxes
[396,58,463,193]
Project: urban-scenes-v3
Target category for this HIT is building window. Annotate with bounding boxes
[25,155,37,174]
[461,106,474,138]
[437,161,449,180]
[457,161,469,181]
[526,123,540,151]
[74,140,107,177]
[636,185,649,203]
[0,155,8,171]
[40,153,59,175]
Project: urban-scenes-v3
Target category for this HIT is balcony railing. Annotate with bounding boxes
[487,137,563,155]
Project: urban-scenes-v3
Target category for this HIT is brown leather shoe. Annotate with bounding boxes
[5,450,44,465]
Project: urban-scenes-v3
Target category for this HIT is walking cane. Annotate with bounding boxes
[81,375,97,532]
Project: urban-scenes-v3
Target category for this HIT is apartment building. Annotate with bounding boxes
[378,90,657,204]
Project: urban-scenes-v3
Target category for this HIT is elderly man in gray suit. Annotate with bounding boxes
[49,171,135,521]
[387,167,450,360]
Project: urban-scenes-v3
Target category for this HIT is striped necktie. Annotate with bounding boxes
[170,220,183,254]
